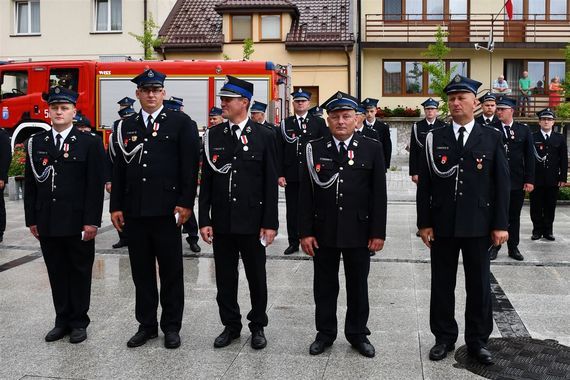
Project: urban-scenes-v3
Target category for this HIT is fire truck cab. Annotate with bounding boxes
[0,60,291,149]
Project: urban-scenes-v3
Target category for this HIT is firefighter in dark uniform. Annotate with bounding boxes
[199,75,278,350]
[475,92,501,128]
[110,69,200,349]
[309,105,324,119]
[298,91,387,358]
[530,108,568,241]
[362,98,392,171]
[409,98,446,184]
[164,97,201,253]
[250,100,273,128]
[0,127,11,243]
[209,106,224,127]
[278,88,328,255]
[417,75,510,365]
[107,97,137,249]
[355,105,380,140]
[24,86,105,343]
[489,96,535,261]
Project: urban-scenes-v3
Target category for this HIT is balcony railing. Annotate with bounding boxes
[365,13,570,44]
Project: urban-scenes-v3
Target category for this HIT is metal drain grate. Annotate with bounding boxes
[455,337,570,379]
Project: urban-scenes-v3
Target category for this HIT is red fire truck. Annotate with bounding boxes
[0,60,291,148]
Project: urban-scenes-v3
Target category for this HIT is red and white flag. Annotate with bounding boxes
[505,0,513,20]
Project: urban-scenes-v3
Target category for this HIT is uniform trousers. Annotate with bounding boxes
[212,233,268,333]
[507,189,525,249]
[40,235,95,329]
[284,181,300,246]
[313,246,371,345]
[126,216,184,333]
[529,186,559,236]
[430,236,492,350]
[0,188,5,233]
[183,209,199,243]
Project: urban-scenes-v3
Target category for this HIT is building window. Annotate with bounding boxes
[14,0,40,34]
[509,0,568,21]
[260,14,281,40]
[1,71,28,99]
[383,60,470,96]
[383,0,468,21]
[231,15,252,41]
[505,59,565,94]
[95,0,122,32]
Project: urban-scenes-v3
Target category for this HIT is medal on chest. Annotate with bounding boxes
[212,154,219,163]
[476,158,483,170]
[123,138,129,147]
[63,143,70,158]
[152,122,160,137]
[315,163,321,172]
[241,135,249,151]
[510,130,515,140]
[42,157,49,166]
[441,155,447,165]
[348,150,355,166]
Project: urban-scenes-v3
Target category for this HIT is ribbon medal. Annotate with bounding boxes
[348,150,355,166]
[539,144,544,151]
[241,135,249,151]
[42,157,48,166]
[476,158,483,170]
[441,155,447,164]
[63,143,70,158]
[212,154,219,163]
[152,122,160,137]
[124,138,129,147]
[510,130,515,140]
[315,163,321,172]
[131,135,137,142]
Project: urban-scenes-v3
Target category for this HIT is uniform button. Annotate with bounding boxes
[339,167,344,171]
[53,185,57,189]
[142,178,147,182]
[233,170,237,174]
[233,184,237,188]
[144,151,148,154]
[232,198,237,202]
[339,193,343,197]
[52,198,56,202]
[143,164,147,167]
[459,180,463,184]
[233,156,237,160]
[460,158,464,161]
[144,138,148,142]
[459,192,463,196]
[460,169,464,172]
[54,160,58,163]
[339,207,343,211]
[340,179,344,183]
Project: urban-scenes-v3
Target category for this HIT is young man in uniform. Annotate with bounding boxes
[362,98,392,171]
[475,92,501,128]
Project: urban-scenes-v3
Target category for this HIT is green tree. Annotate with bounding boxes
[563,43,570,96]
[421,26,453,116]
[129,13,163,60]
[243,38,255,60]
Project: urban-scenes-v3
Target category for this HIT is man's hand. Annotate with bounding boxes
[259,228,277,246]
[82,225,98,241]
[491,230,509,246]
[559,181,567,187]
[411,175,419,184]
[419,228,434,249]
[105,182,112,194]
[523,183,534,192]
[29,225,39,240]
[174,206,191,227]
[300,236,319,257]
[278,177,287,187]
[0,180,5,190]
[111,211,125,233]
[200,226,214,244]
[368,238,385,252]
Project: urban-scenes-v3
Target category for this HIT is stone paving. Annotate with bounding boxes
[0,165,569,379]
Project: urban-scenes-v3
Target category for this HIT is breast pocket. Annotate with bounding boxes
[353,160,372,170]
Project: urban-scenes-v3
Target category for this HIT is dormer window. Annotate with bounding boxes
[231,14,252,41]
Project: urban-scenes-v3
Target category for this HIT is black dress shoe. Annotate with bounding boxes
[284,245,299,255]
[186,237,202,252]
[250,329,267,349]
[415,230,421,237]
[309,339,332,355]
[214,328,240,348]
[127,328,158,347]
[543,234,555,241]
[45,326,69,342]
[468,347,493,365]
[353,341,375,358]
[112,239,128,249]
[429,343,455,361]
[0,233,4,243]
[489,245,501,261]
[531,233,542,240]
[164,331,181,349]
[69,328,87,344]
[508,247,524,261]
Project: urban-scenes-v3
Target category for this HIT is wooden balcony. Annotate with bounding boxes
[364,13,570,48]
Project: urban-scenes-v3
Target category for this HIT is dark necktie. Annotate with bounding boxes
[232,124,240,141]
[504,124,511,139]
[55,133,62,151]
[357,130,362,135]
[338,141,347,160]
[298,117,304,130]
[486,118,491,124]
[146,115,154,132]
[545,133,550,142]
[458,127,466,150]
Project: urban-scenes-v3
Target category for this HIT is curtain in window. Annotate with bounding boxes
[31,1,40,33]
[405,0,422,20]
[384,0,402,21]
[261,15,280,39]
[426,0,443,20]
[17,2,29,33]
[111,0,122,30]
[96,0,108,31]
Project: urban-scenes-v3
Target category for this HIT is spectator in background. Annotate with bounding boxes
[492,75,512,95]
[518,71,532,117]
[548,77,564,108]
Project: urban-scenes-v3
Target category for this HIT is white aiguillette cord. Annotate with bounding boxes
[425,132,460,200]
[305,142,338,189]
[280,119,298,144]
[203,128,233,200]
[28,136,55,191]
[115,120,144,164]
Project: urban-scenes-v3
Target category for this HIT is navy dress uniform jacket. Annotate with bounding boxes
[532,131,568,186]
[475,114,501,129]
[409,118,446,176]
[364,119,392,170]
[278,115,329,181]
[0,129,11,182]
[24,127,106,237]
[417,123,510,237]
[199,119,279,234]
[298,134,387,248]
[502,121,536,190]
[110,109,200,217]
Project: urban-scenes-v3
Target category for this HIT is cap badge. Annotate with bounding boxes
[336,92,343,99]
[147,70,155,78]
[54,87,61,94]
[454,75,461,82]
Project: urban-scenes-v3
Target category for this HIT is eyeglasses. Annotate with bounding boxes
[139,87,163,95]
